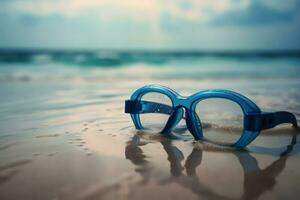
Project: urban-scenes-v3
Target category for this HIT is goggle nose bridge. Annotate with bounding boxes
[175,96,190,107]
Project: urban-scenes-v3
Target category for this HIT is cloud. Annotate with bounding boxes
[1,0,299,27]
[212,1,300,26]
[19,14,40,26]
[0,0,248,21]
[0,0,299,21]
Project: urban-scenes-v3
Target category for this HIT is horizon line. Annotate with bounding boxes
[1,47,300,53]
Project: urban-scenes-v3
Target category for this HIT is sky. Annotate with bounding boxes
[0,0,300,50]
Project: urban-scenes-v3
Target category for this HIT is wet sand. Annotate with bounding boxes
[0,79,300,200]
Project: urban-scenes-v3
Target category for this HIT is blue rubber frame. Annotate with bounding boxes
[125,85,298,148]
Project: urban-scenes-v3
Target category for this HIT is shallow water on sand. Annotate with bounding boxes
[1,53,300,200]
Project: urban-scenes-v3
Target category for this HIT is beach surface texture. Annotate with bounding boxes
[0,50,300,200]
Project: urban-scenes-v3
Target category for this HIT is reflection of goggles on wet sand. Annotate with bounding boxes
[125,85,299,148]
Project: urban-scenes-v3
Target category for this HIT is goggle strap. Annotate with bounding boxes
[125,100,173,115]
[245,111,298,131]
[125,100,142,114]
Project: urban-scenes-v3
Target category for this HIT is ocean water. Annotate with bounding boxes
[0,50,300,200]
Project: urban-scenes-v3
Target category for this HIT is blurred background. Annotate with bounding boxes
[0,0,300,83]
[1,0,300,50]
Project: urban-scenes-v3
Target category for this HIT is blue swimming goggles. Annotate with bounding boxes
[125,85,298,148]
